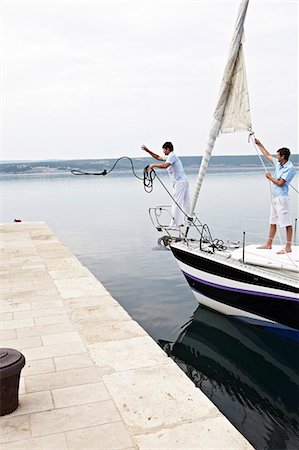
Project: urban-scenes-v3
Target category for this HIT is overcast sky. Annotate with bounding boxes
[1,0,298,161]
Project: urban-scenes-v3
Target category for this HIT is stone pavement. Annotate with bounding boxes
[0,222,253,449]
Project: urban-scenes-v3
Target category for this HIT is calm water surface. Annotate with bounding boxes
[2,167,299,449]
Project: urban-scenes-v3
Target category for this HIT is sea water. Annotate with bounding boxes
[1,157,299,449]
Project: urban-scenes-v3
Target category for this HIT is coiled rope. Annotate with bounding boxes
[143,168,156,193]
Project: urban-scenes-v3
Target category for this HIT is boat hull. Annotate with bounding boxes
[171,245,299,335]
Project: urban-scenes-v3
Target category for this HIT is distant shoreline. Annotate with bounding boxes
[1,154,298,175]
[2,154,299,164]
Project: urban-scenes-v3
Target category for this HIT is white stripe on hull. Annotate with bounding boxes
[178,260,296,300]
[191,289,275,324]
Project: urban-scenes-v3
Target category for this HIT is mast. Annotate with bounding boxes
[190,0,250,216]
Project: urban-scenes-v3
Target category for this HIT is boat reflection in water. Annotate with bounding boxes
[159,298,299,450]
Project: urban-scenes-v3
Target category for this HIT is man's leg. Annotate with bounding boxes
[276,196,292,254]
[169,183,180,228]
[277,225,292,254]
[258,199,278,249]
[257,224,276,249]
[286,225,292,251]
[169,181,186,228]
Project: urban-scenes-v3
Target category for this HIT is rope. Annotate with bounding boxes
[249,133,298,194]
[153,172,191,221]
[71,169,107,176]
[71,156,158,193]
[143,168,156,193]
[71,156,191,219]
[290,183,299,194]
[71,156,187,199]
[71,156,144,180]
[249,132,269,173]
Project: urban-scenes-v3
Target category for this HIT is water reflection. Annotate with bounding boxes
[160,302,299,450]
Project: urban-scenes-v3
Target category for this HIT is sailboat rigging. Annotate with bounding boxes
[149,0,299,341]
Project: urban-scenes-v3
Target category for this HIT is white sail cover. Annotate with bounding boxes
[190,0,250,216]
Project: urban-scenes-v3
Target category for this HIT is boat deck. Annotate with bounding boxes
[172,241,299,286]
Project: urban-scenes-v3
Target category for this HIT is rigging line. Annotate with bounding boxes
[150,176,223,251]
[153,172,190,220]
[249,132,268,173]
[249,133,298,194]
[290,183,299,194]
[148,172,222,243]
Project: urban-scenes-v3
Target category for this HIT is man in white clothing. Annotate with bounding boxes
[142,142,191,228]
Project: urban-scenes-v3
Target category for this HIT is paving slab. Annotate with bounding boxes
[0,432,68,450]
[0,222,254,449]
[134,418,254,449]
[65,422,133,450]
[30,401,121,437]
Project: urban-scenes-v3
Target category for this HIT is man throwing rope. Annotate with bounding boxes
[142,142,191,229]
[255,138,296,254]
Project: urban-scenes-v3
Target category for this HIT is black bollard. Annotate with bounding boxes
[0,348,26,415]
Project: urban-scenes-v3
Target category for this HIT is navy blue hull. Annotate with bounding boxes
[171,246,299,331]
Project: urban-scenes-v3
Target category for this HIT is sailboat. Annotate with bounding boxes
[150,0,299,340]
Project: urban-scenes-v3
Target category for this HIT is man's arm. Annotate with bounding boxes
[141,145,163,161]
[266,172,285,186]
[148,162,171,170]
[267,164,296,186]
[255,139,274,164]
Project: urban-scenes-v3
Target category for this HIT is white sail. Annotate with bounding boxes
[219,45,251,133]
[190,0,251,216]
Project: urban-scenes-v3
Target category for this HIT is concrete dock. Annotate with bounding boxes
[0,222,253,449]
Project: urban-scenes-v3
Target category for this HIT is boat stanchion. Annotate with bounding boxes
[294,218,297,246]
[242,231,246,263]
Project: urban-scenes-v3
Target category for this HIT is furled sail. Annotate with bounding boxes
[190,0,251,216]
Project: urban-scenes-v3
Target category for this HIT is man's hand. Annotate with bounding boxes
[266,173,285,187]
[147,164,154,171]
[141,145,162,161]
[255,138,262,146]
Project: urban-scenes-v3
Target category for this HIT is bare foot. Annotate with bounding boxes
[277,248,292,254]
[257,244,272,250]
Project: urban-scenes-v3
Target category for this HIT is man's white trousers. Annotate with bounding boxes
[169,178,191,228]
